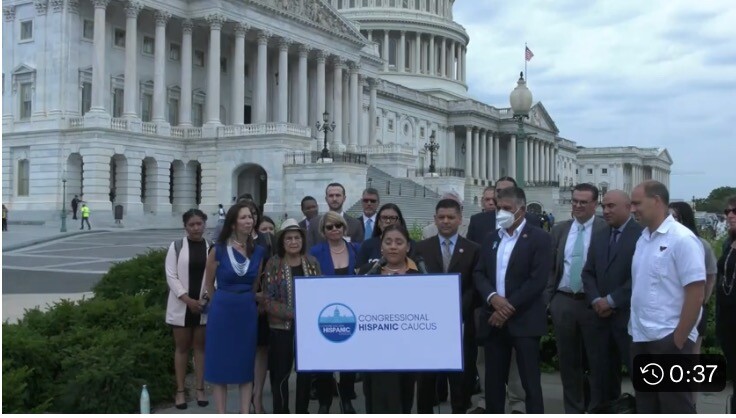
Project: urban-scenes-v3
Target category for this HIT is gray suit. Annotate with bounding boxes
[547,216,608,413]
[306,212,364,249]
[582,217,643,404]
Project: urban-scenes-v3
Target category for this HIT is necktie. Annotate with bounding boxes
[442,239,452,273]
[608,229,621,261]
[365,218,373,240]
[569,224,585,293]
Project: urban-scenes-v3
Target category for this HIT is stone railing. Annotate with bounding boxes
[170,127,203,138]
[68,117,84,128]
[284,151,368,165]
[379,80,450,110]
[448,99,506,117]
[110,118,128,131]
[218,122,311,138]
[407,167,465,178]
[359,143,417,156]
[141,122,157,135]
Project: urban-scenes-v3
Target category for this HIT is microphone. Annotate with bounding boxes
[415,256,429,274]
[365,257,387,275]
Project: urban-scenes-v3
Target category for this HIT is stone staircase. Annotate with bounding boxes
[345,166,481,228]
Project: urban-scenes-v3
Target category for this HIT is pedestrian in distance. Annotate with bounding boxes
[80,203,91,230]
[71,195,80,220]
[2,204,8,231]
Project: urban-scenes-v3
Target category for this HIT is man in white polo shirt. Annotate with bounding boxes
[630,180,705,413]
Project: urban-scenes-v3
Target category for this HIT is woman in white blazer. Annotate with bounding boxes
[165,209,211,409]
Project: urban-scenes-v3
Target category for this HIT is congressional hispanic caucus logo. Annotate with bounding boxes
[318,303,357,343]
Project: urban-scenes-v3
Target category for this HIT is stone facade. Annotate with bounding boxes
[2,0,672,223]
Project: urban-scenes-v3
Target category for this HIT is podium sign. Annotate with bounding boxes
[294,274,462,372]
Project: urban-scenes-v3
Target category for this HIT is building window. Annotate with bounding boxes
[169,43,180,61]
[420,126,425,137]
[192,103,203,127]
[575,169,579,175]
[168,98,179,126]
[112,88,124,117]
[387,118,394,131]
[602,168,608,174]
[19,82,32,119]
[141,93,153,122]
[376,116,380,126]
[82,20,94,40]
[220,57,227,73]
[587,168,592,174]
[81,82,92,115]
[114,28,125,48]
[389,38,397,67]
[20,20,33,41]
[142,36,154,55]
[194,50,205,67]
[362,0,369,6]
[17,159,30,196]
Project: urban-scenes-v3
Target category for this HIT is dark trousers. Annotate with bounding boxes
[717,304,736,414]
[268,329,311,414]
[315,371,356,407]
[483,330,544,414]
[586,310,632,405]
[2,218,6,231]
[417,330,475,413]
[631,333,696,413]
[80,218,90,229]
[550,293,603,412]
[72,206,78,219]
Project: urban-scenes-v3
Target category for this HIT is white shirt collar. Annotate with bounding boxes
[363,213,377,223]
[574,215,596,231]
[643,214,676,240]
[499,218,527,239]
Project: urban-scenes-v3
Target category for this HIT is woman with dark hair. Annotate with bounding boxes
[716,196,736,413]
[669,202,718,354]
[203,202,267,413]
[258,218,322,413]
[259,216,276,235]
[165,209,211,409]
[356,203,415,266]
[357,224,418,413]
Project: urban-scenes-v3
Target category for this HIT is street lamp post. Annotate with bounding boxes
[423,131,439,175]
[509,71,533,185]
[315,111,336,160]
[60,176,67,232]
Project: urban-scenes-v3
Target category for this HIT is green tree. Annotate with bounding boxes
[695,186,736,213]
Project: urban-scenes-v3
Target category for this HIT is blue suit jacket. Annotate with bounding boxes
[309,239,361,275]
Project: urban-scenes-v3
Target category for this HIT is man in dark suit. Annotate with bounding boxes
[415,198,480,414]
[306,183,363,248]
[546,183,609,413]
[474,187,552,414]
[582,190,643,405]
[356,188,380,241]
[298,195,319,232]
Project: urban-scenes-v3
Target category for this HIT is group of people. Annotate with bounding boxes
[163,177,736,414]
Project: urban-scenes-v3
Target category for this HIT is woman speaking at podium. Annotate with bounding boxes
[357,224,419,414]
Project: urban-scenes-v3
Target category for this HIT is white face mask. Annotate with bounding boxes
[496,209,518,229]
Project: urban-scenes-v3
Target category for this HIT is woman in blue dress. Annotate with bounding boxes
[204,202,266,413]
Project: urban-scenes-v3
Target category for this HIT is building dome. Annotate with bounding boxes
[333,0,469,100]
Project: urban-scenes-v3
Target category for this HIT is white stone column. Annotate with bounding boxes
[152,158,173,214]
[449,41,455,79]
[342,71,349,145]
[332,57,344,148]
[78,150,112,210]
[277,38,290,123]
[179,19,193,126]
[493,133,500,180]
[472,127,480,179]
[553,147,558,183]
[205,14,224,126]
[429,35,435,76]
[231,23,247,125]
[88,0,109,116]
[348,63,359,151]
[457,45,463,82]
[122,157,144,216]
[152,10,170,126]
[32,1,47,118]
[462,45,467,82]
[440,37,446,78]
[383,30,389,71]
[465,126,472,179]
[486,130,493,180]
[123,1,143,119]
[316,50,326,117]
[447,127,456,168]
[509,135,517,179]
[367,30,372,42]
[298,45,309,126]
[536,140,543,183]
[368,78,377,145]
[524,138,530,183]
[414,32,421,73]
[479,129,487,180]
[399,31,406,73]
[254,30,270,123]
[3,6,16,124]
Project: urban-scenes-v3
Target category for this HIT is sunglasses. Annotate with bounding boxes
[362,199,377,204]
[725,208,736,216]
[324,223,344,231]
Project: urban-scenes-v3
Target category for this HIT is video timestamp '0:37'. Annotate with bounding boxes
[632,354,728,392]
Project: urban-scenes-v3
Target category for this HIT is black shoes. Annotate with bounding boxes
[175,390,187,410]
[341,400,356,414]
[196,388,209,407]
[318,404,331,414]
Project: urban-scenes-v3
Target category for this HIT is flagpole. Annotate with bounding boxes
[525,42,528,82]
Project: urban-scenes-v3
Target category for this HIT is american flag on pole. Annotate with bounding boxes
[525,46,534,61]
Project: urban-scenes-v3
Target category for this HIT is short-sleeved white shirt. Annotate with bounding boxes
[629,215,706,343]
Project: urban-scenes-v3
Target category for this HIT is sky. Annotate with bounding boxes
[453,0,735,200]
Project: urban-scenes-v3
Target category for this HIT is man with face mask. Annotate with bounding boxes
[473,187,552,414]
[546,183,609,413]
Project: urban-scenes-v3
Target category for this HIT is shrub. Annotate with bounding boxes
[92,249,168,309]
[409,221,424,242]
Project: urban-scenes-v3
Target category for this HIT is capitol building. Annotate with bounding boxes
[2,0,673,223]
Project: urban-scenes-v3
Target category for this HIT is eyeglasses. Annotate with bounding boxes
[724,208,736,216]
[324,223,344,231]
[571,199,592,207]
[362,199,377,204]
[380,215,399,222]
